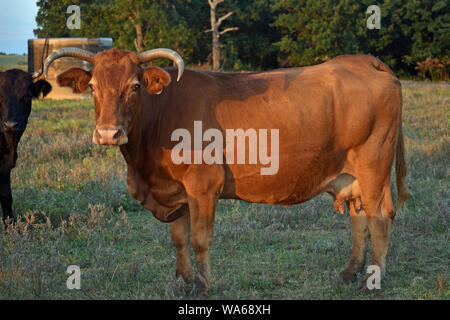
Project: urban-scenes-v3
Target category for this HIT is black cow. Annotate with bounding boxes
[0,69,51,223]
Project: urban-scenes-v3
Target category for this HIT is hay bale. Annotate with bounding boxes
[28,38,112,99]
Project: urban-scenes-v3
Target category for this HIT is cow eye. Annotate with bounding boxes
[132,84,140,91]
[89,84,94,92]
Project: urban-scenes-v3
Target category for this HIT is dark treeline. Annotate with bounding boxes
[34,0,449,79]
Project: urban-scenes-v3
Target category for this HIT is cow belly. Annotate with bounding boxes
[221,148,346,205]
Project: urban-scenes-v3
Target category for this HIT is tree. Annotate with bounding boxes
[224,0,279,71]
[104,1,195,63]
[271,0,364,67]
[34,0,449,76]
[271,0,449,76]
[402,0,450,66]
[207,0,238,71]
[35,0,195,65]
[34,0,112,38]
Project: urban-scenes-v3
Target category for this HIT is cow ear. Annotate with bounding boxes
[32,79,52,98]
[57,68,92,93]
[141,67,171,95]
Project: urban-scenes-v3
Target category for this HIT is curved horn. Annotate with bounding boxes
[32,69,43,80]
[43,47,95,77]
[138,48,184,82]
[31,36,49,80]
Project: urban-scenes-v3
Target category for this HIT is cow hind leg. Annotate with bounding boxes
[348,120,399,288]
[356,175,395,288]
[182,165,224,296]
[340,200,369,282]
[170,206,192,283]
[366,184,394,277]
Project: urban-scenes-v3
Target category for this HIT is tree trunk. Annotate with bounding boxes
[208,0,237,71]
[134,22,144,53]
[210,5,220,71]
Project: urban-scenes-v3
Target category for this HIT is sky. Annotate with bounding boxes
[0,0,38,54]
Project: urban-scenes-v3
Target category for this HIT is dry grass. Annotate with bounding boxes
[0,81,448,299]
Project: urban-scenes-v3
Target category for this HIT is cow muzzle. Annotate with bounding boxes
[2,121,20,132]
[93,127,128,146]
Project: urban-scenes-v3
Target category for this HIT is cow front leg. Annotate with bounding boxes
[182,165,224,296]
[340,200,369,282]
[188,193,216,296]
[0,170,14,225]
[170,206,192,283]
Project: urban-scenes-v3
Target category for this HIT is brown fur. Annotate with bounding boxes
[395,122,410,209]
[57,68,91,93]
[142,67,171,94]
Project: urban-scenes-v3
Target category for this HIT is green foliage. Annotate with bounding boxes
[34,0,113,38]
[402,0,450,66]
[34,0,450,77]
[222,0,279,71]
[35,0,197,66]
[107,1,194,59]
[272,0,450,76]
[272,0,363,66]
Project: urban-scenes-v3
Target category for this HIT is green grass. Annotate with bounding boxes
[0,54,27,71]
[0,82,448,299]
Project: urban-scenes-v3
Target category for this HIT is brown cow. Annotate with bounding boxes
[44,48,409,294]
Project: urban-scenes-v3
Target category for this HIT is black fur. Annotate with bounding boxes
[0,69,51,223]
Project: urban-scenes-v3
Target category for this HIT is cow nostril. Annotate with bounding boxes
[3,121,19,131]
[96,128,126,145]
[113,130,122,141]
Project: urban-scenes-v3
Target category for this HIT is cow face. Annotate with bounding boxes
[56,51,172,146]
[0,69,51,144]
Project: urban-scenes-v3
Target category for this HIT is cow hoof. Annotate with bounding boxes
[176,270,193,284]
[339,270,357,283]
[357,277,370,290]
[189,277,210,298]
[357,284,367,291]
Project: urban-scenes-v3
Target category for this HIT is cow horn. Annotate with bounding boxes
[138,48,184,82]
[43,47,95,77]
[32,36,50,80]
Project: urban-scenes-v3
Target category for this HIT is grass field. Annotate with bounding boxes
[0,54,27,71]
[0,81,448,300]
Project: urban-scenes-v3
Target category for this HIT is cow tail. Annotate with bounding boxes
[395,122,410,210]
[371,53,409,209]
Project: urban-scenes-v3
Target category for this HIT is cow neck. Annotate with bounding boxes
[120,92,162,171]
[0,132,17,168]
[0,133,7,157]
